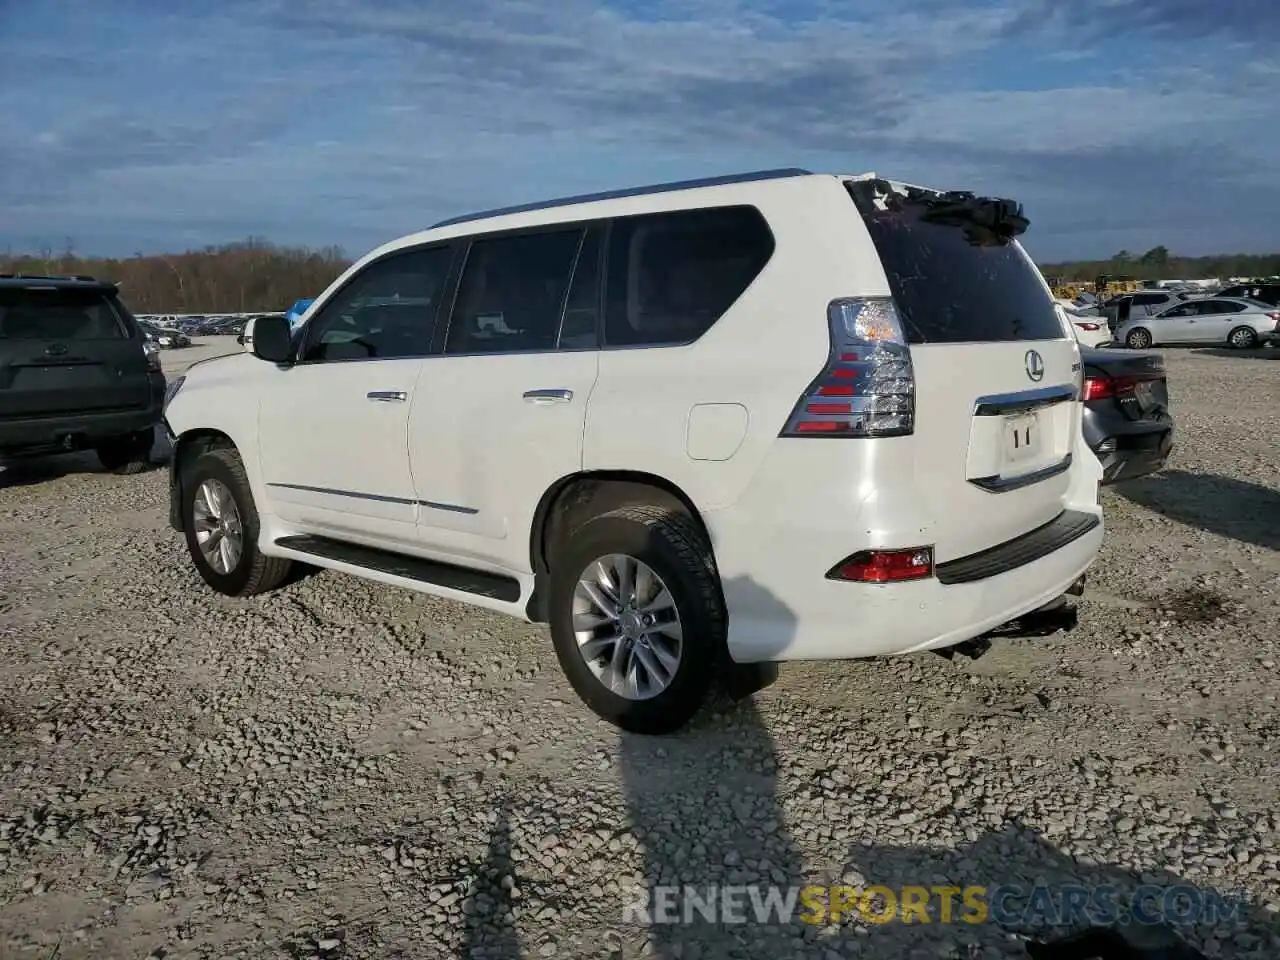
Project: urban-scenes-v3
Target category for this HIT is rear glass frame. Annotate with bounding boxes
[0,286,131,341]
[845,181,1066,345]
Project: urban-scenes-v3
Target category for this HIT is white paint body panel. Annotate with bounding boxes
[165,170,1104,661]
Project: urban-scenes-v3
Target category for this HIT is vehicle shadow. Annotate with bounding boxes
[0,426,168,488]
[1114,469,1280,552]
[1191,347,1280,361]
[616,574,807,958]
[838,824,1276,958]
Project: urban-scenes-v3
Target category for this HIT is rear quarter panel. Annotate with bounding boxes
[582,176,881,510]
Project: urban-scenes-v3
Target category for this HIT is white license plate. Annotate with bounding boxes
[1003,412,1040,464]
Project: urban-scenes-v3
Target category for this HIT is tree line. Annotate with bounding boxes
[0,239,350,315]
[1039,247,1280,284]
[3,239,1278,314]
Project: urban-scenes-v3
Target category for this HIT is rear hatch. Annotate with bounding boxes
[0,284,153,419]
[846,178,1084,561]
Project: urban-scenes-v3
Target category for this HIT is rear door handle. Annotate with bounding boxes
[367,390,408,403]
[523,388,573,404]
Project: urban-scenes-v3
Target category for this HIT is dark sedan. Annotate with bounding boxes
[1080,347,1173,484]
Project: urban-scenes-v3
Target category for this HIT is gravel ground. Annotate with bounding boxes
[1,344,1278,960]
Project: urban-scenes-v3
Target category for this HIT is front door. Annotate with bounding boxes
[257,244,456,549]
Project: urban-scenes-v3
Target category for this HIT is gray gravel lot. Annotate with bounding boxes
[2,343,1278,959]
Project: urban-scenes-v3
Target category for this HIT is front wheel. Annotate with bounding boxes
[1125,328,1153,349]
[1228,326,1258,350]
[547,505,726,735]
[182,448,292,596]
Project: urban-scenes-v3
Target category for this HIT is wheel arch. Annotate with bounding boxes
[526,470,717,622]
[169,428,240,532]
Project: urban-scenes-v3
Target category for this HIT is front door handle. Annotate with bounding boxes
[523,388,573,404]
[367,390,408,403]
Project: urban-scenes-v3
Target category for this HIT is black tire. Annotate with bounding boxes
[1125,328,1152,349]
[1228,326,1258,350]
[181,447,292,597]
[548,504,725,735]
[95,431,153,475]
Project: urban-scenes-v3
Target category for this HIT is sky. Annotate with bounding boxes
[1,0,1276,262]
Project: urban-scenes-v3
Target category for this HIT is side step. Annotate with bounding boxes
[273,535,521,602]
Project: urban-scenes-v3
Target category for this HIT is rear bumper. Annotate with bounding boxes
[1082,405,1173,484]
[719,511,1103,662]
[0,378,164,454]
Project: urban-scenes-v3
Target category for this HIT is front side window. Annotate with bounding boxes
[300,246,453,363]
[603,206,775,348]
[446,228,583,355]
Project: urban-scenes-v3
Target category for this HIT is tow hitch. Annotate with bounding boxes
[935,576,1085,662]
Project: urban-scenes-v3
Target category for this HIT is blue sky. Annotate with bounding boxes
[1,0,1276,262]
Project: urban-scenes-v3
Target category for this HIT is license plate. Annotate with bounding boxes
[1004,412,1040,464]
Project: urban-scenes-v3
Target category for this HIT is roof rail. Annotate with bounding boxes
[0,272,105,283]
[429,167,814,229]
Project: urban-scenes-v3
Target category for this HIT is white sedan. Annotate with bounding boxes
[1056,301,1111,347]
[1116,297,1280,350]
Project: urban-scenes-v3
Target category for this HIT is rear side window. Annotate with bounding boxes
[846,182,1063,343]
[603,206,774,347]
[0,288,127,340]
[447,228,583,355]
[1133,293,1168,306]
[1199,300,1244,314]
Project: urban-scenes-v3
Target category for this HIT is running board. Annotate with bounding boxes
[273,535,521,602]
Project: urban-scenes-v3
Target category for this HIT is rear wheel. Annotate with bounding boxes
[1125,328,1152,349]
[95,430,153,475]
[547,504,725,735]
[182,447,292,596]
[1228,326,1258,350]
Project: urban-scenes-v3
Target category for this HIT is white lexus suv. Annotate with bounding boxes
[164,169,1104,734]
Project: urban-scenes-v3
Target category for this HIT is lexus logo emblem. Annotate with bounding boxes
[1024,349,1045,382]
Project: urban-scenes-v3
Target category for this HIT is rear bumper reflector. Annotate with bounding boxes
[934,509,1100,585]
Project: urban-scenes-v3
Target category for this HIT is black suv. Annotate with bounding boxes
[1219,283,1280,307]
[0,274,165,474]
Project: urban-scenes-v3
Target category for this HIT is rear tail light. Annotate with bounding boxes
[1268,312,1280,327]
[827,547,934,583]
[780,298,914,438]
[143,341,162,372]
[1076,322,1101,331]
[1083,373,1160,401]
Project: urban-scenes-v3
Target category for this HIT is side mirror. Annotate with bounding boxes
[251,315,293,364]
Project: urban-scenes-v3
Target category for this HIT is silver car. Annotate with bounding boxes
[1117,297,1280,350]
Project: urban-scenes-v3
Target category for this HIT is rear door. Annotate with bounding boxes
[1188,299,1244,343]
[846,179,1093,560]
[0,285,152,419]
[407,223,600,573]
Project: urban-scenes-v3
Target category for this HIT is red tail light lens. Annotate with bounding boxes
[1076,322,1101,331]
[780,298,914,438]
[1083,376,1113,400]
[827,547,934,583]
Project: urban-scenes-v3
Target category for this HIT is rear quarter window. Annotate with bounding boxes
[845,182,1063,343]
[0,288,128,340]
[603,205,774,348]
